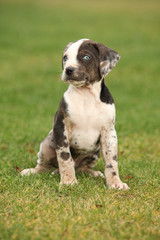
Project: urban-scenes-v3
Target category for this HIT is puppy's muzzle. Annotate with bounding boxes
[62,66,90,86]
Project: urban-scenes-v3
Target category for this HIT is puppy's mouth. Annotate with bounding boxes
[62,71,90,87]
[64,80,87,87]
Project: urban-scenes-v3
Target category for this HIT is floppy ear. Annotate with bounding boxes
[95,43,120,78]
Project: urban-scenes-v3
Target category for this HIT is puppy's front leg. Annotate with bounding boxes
[101,126,130,190]
[56,145,77,185]
[53,110,77,186]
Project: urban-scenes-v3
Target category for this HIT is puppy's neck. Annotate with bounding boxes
[68,79,103,101]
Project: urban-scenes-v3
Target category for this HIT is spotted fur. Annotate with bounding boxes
[20,39,130,190]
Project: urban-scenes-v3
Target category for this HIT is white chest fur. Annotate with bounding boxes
[64,82,115,151]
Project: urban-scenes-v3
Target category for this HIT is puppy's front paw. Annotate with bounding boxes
[107,179,130,190]
[60,178,78,186]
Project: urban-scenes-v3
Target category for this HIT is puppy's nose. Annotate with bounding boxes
[65,66,75,75]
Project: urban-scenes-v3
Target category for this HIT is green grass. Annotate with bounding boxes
[0,0,160,239]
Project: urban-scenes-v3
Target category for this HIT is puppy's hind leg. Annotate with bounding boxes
[76,149,104,178]
[77,167,105,178]
[20,130,58,176]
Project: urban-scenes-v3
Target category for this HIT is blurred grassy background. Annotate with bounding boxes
[0,0,160,239]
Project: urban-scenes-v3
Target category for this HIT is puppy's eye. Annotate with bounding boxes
[63,55,68,62]
[83,55,90,60]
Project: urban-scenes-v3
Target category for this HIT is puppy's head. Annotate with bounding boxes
[61,39,120,87]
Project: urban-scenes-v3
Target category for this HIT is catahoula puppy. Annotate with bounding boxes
[20,39,130,190]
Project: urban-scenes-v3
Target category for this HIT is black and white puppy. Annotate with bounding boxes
[21,39,130,190]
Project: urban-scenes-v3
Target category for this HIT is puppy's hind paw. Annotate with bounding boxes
[51,169,59,175]
[20,168,37,176]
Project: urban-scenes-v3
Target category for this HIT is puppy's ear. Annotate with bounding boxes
[95,43,120,78]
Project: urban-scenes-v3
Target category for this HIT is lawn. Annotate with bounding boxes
[0,0,160,239]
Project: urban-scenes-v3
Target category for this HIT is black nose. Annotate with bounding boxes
[65,66,75,75]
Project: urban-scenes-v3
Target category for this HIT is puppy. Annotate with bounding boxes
[21,39,130,190]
